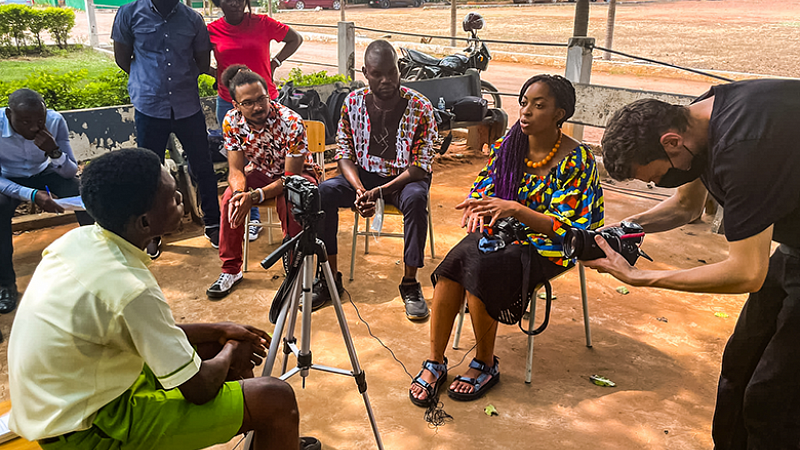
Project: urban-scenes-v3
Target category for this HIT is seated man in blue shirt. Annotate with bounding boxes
[0,88,93,314]
[112,0,221,259]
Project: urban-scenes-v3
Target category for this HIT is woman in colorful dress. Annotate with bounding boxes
[408,74,604,405]
[208,0,303,240]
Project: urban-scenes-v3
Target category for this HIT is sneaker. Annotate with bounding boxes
[146,236,162,260]
[206,272,243,299]
[310,271,344,311]
[204,226,220,249]
[400,281,430,321]
[248,221,262,242]
[0,285,19,314]
[301,437,321,450]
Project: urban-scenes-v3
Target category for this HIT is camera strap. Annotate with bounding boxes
[517,248,553,336]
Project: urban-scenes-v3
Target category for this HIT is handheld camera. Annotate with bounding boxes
[563,221,653,266]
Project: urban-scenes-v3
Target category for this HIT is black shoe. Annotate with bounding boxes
[311,271,344,311]
[301,436,321,450]
[146,237,162,260]
[204,226,220,249]
[400,281,429,321]
[0,285,18,314]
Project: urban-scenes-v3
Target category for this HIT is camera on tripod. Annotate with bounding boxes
[283,175,322,225]
[563,221,653,266]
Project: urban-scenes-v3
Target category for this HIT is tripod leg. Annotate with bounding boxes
[319,260,385,450]
[261,275,301,378]
[297,254,316,381]
[280,275,303,376]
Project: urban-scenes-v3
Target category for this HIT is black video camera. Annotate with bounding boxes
[283,175,321,225]
[563,221,653,266]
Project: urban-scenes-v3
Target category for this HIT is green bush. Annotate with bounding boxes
[0,69,218,111]
[278,68,350,87]
[0,5,75,55]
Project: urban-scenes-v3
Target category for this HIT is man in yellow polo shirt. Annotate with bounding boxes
[7,148,320,450]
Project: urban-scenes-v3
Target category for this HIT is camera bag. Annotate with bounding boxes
[451,96,488,122]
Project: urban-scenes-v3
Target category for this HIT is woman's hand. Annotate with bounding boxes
[456,196,519,233]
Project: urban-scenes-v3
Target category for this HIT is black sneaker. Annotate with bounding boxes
[400,281,429,321]
[301,436,321,450]
[0,285,18,314]
[146,236,162,260]
[311,271,344,311]
[204,226,220,249]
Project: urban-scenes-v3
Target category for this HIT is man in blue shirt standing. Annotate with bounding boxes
[112,0,221,258]
[0,89,94,314]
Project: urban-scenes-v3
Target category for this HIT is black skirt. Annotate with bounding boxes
[432,233,568,324]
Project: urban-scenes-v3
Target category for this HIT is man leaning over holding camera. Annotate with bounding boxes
[313,40,437,320]
[207,65,317,299]
[588,79,800,449]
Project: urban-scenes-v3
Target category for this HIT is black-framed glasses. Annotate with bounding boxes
[236,95,269,109]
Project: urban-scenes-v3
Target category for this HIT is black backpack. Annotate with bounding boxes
[277,82,332,144]
[325,84,352,143]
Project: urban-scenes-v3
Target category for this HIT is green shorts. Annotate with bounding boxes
[39,366,244,450]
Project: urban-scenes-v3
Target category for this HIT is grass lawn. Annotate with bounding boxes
[0,47,118,81]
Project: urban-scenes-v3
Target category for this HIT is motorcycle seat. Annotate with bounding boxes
[406,48,442,66]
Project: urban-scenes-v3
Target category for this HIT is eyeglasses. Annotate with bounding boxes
[236,95,269,109]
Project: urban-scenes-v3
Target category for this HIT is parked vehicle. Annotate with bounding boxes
[279,0,341,9]
[368,0,422,8]
[398,12,501,108]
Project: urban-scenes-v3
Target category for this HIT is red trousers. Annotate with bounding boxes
[219,170,317,274]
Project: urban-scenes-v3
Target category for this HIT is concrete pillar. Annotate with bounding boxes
[450,0,457,47]
[564,37,594,141]
[84,0,99,48]
[338,21,355,81]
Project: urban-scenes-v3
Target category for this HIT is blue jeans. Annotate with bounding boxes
[135,109,220,228]
[216,96,260,224]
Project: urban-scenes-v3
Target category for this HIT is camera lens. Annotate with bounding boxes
[563,228,580,259]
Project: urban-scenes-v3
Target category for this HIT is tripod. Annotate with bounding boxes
[243,222,384,450]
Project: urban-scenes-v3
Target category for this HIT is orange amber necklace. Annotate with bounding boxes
[524,129,562,168]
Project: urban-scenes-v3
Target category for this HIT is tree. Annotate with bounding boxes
[28,9,47,51]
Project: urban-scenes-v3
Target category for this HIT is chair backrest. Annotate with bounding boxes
[304,120,326,154]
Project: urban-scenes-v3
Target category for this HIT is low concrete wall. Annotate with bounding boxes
[571,83,695,128]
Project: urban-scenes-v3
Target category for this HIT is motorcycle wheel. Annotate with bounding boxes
[403,65,436,81]
[480,80,502,109]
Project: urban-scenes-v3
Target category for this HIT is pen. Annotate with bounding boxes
[45,185,52,199]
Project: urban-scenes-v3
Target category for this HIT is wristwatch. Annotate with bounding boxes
[46,147,63,160]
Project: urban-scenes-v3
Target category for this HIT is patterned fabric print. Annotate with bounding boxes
[469,137,605,267]
[334,86,436,177]
[222,101,312,178]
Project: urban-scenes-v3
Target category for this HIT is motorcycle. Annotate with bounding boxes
[398,13,502,108]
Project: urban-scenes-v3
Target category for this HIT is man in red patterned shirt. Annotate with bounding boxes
[313,41,437,321]
[207,65,317,299]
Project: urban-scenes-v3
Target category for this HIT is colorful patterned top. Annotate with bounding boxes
[334,86,436,177]
[469,137,605,267]
[222,101,312,179]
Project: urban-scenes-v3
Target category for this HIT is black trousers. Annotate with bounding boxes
[0,171,94,286]
[319,168,431,268]
[135,109,220,228]
[713,245,800,450]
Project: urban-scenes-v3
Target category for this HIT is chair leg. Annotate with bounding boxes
[428,195,435,259]
[266,208,274,245]
[350,210,359,281]
[452,297,467,350]
[243,209,251,273]
[525,290,538,384]
[364,217,370,254]
[579,263,592,348]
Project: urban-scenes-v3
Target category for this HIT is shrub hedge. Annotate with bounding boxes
[0,5,75,55]
[0,70,217,111]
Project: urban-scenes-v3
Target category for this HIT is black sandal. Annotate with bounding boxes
[447,356,500,401]
[409,358,448,407]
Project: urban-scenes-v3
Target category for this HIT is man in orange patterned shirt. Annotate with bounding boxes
[207,65,317,299]
[313,41,437,321]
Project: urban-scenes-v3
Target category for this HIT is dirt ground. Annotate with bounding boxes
[7,155,744,450]
[6,0,794,448]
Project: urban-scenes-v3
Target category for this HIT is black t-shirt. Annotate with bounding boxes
[695,79,800,247]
